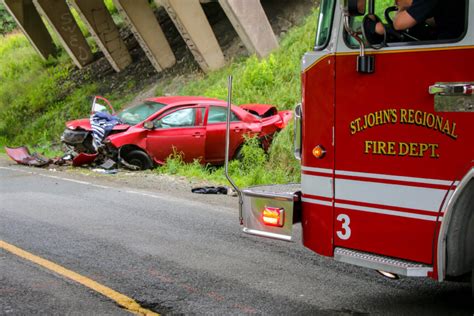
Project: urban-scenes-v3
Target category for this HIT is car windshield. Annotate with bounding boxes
[117,101,167,125]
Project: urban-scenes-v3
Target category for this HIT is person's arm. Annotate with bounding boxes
[375,9,417,34]
[375,0,437,35]
[392,10,417,30]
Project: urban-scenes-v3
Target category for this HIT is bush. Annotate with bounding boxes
[159,135,295,188]
[0,4,16,35]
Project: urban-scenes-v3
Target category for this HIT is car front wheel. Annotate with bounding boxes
[122,149,153,170]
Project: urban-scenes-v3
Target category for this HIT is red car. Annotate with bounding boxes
[62,96,292,169]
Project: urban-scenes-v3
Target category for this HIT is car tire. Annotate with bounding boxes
[233,145,244,161]
[123,150,153,170]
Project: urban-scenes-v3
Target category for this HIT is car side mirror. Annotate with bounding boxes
[343,0,366,17]
[143,121,154,130]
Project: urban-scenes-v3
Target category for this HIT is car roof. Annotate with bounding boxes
[145,96,226,106]
[143,96,261,123]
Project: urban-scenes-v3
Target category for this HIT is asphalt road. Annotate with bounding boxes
[0,162,473,315]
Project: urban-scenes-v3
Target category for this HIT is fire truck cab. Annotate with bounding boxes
[230,0,474,292]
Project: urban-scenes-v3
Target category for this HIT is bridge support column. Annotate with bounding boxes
[69,0,132,72]
[33,0,93,68]
[218,0,278,58]
[113,0,175,72]
[3,0,55,60]
[157,0,225,73]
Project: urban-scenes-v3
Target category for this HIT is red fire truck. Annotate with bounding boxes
[225,0,473,293]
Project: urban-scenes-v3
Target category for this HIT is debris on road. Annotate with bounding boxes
[191,186,228,195]
[72,153,98,167]
[5,146,52,167]
[92,168,118,174]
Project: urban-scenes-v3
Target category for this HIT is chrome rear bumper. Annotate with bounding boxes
[241,184,301,241]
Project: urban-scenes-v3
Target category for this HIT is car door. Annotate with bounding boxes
[204,105,245,163]
[146,106,206,163]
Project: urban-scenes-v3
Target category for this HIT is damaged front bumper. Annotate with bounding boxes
[61,128,89,145]
[61,128,95,154]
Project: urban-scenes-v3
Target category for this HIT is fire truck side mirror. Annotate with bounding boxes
[343,0,366,16]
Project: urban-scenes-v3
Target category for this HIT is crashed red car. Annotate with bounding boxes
[62,96,292,169]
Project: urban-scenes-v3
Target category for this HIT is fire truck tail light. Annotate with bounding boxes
[262,207,285,227]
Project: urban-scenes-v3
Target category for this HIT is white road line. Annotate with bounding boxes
[1,166,235,213]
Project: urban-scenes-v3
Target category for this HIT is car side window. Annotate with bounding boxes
[207,106,240,124]
[155,108,196,128]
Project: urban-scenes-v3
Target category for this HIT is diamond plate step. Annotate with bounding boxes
[334,247,433,277]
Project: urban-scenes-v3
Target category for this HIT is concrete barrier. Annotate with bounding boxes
[69,0,132,72]
[113,0,175,72]
[3,0,55,60]
[157,0,225,73]
[4,0,281,73]
[33,0,93,68]
[218,0,278,58]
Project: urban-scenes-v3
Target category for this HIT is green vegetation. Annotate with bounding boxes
[0,0,129,154]
[0,33,134,156]
[0,3,16,35]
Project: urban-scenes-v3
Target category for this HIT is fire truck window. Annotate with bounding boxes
[346,0,467,47]
[314,0,336,49]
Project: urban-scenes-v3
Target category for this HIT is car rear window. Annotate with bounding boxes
[207,106,240,123]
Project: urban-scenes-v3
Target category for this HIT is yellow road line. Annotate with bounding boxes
[0,240,159,316]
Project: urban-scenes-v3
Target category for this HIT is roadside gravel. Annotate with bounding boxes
[0,154,237,211]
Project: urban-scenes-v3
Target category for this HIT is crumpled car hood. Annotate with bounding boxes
[66,118,130,131]
[240,104,277,117]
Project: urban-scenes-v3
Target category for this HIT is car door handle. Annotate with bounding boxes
[429,83,473,96]
[233,126,241,132]
[193,132,203,138]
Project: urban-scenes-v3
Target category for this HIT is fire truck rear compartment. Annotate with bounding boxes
[446,179,474,279]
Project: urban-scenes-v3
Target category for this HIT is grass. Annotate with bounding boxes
[0,33,132,151]
[0,0,126,151]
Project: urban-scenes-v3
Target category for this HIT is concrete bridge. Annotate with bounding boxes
[2,0,279,73]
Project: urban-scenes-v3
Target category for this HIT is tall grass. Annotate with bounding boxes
[0,33,97,149]
[0,0,127,150]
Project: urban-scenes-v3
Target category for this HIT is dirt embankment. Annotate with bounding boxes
[66,0,316,104]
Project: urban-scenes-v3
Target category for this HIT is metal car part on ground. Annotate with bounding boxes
[5,146,52,167]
